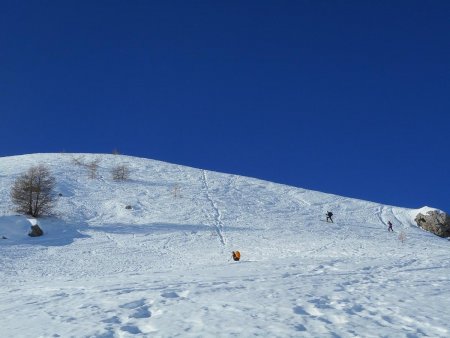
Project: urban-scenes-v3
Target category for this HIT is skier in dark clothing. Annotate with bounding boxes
[326,211,334,223]
[387,221,393,232]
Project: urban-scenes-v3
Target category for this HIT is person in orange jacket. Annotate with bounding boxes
[232,251,241,261]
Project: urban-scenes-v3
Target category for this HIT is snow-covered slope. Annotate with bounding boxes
[1,153,449,337]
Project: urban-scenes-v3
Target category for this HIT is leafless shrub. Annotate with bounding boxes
[111,164,130,181]
[86,159,101,179]
[172,184,181,198]
[71,155,86,166]
[71,156,101,179]
[398,230,407,244]
[10,165,56,218]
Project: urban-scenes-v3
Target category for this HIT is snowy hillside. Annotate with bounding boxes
[1,153,449,337]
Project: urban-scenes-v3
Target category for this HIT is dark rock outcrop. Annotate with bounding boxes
[28,224,44,237]
[415,210,450,238]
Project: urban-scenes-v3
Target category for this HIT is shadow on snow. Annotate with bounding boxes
[0,215,90,247]
[87,222,261,236]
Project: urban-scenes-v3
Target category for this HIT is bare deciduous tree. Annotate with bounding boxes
[10,165,56,218]
[111,164,130,181]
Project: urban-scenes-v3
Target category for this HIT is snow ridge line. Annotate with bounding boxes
[201,170,226,245]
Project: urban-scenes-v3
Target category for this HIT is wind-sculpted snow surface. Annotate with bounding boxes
[0,153,449,337]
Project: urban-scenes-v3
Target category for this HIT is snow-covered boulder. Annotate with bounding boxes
[28,224,44,237]
[415,208,450,238]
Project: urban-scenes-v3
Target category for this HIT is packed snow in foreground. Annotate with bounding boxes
[1,154,449,337]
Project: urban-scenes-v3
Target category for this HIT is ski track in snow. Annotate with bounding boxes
[0,153,449,337]
[201,170,226,246]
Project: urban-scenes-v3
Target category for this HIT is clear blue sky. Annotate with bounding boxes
[1,1,449,212]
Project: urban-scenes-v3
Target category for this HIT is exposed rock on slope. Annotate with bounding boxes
[415,209,450,238]
[28,224,44,237]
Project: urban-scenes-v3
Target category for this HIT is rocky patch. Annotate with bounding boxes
[415,210,450,238]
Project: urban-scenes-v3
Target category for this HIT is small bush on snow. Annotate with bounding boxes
[111,164,130,181]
